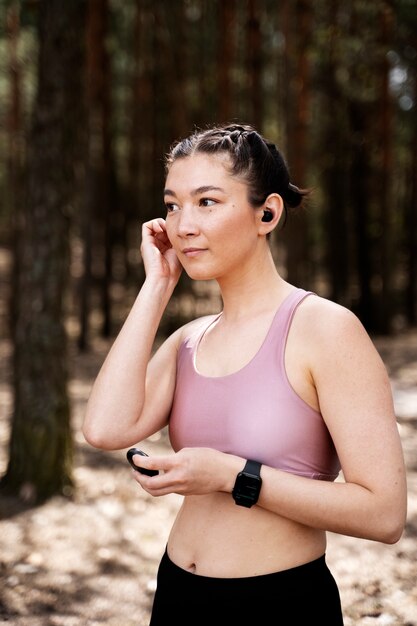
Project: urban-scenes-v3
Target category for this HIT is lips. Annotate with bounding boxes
[182,247,207,257]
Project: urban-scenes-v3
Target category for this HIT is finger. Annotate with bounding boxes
[143,218,166,236]
[131,469,175,495]
[132,453,174,474]
[154,232,171,250]
[130,469,161,488]
[138,475,185,498]
[142,223,172,256]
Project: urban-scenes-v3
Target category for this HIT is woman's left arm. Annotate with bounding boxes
[257,301,407,543]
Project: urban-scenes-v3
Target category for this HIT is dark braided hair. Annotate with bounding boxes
[165,123,309,222]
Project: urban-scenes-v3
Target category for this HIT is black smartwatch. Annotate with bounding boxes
[232,460,262,508]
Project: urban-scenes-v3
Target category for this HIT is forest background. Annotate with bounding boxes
[0,0,416,625]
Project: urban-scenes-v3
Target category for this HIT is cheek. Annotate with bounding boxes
[164,221,176,246]
[213,211,256,244]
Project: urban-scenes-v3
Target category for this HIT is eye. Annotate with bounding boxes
[165,202,179,213]
[199,198,217,208]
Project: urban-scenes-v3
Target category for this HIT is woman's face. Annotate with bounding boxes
[164,153,264,282]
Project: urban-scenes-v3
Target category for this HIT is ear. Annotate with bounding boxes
[257,193,284,235]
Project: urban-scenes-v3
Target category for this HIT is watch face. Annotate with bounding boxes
[233,471,262,507]
[242,474,261,492]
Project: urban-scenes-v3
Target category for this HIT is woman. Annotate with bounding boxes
[83,124,407,625]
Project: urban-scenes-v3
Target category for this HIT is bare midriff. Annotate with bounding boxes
[166,492,326,577]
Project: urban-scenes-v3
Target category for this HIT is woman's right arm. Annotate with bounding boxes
[82,219,183,450]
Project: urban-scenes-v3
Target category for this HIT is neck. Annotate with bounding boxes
[216,247,292,321]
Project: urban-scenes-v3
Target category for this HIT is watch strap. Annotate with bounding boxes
[243,459,262,476]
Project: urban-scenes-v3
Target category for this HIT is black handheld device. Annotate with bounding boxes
[126,448,159,477]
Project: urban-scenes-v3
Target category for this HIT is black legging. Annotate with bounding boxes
[149,549,344,625]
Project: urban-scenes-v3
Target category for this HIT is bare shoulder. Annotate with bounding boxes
[298,293,371,342]
[294,293,385,372]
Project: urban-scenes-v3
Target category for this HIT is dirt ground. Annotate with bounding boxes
[0,327,417,626]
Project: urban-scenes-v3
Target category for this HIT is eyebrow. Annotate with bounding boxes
[163,185,226,198]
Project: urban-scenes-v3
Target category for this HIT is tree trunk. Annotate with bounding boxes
[321,0,350,305]
[407,72,417,326]
[78,0,115,350]
[349,101,373,329]
[154,1,189,139]
[6,1,24,344]
[2,0,86,503]
[282,0,312,287]
[218,0,235,123]
[376,2,395,333]
[125,0,145,283]
[246,0,262,129]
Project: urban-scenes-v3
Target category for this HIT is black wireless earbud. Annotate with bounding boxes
[261,210,273,223]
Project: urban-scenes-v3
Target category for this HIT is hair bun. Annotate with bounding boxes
[282,182,305,209]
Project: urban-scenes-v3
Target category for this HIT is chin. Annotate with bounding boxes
[185,269,215,281]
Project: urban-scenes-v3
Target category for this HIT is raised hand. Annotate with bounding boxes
[141,218,182,285]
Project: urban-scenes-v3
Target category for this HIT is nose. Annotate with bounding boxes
[176,206,200,237]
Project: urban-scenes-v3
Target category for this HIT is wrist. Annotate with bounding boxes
[219,454,247,494]
[141,274,177,304]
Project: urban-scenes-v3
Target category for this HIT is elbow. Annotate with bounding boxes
[82,419,116,451]
[379,520,405,545]
[82,425,107,450]
[82,399,117,450]
[82,410,140,451]
[377,529,403,546]
[371,509,406,545]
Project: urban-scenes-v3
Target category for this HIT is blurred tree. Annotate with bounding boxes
[156,0,189,138]
[78,0,117,350]
[399,3,417,326]
[349,101,374,328]
[126,0,146,282]
[1,0,86,503]
[125,0,159,290]
[341,0,400,332]
[281,0,312,287]
[246,0,262,129]
[319,0,351,306]
[6,1,24,341]
[377,1,395,333]
[408,62,417,326]
[408,105,417,325]
[218,0,235,123]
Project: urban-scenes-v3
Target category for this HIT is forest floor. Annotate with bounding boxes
[0,295,417,624]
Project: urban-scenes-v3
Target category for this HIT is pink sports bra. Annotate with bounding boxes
[168,289,341,481]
